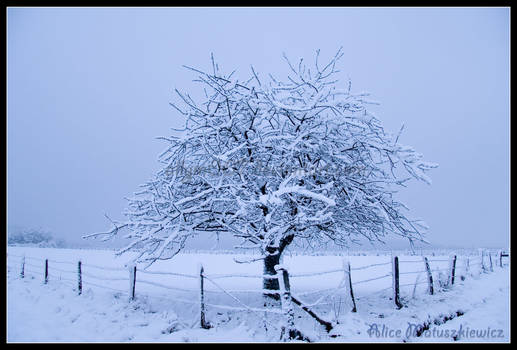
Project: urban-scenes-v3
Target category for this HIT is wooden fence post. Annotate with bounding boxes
[392,256,402,309]
[499,251,509,267]
[276,266,296,341]
[199,264,210,329]
[465,257,470,276]
[343,260,357,312]
[20,256,25,279]
[449,255,457,285]
[480,250,487,273]
[44,259,48,284]
[129,264,136,301]
[423,256,434,295]
[77,261,82,295]
[489,253,493,272]
[499,250,503,267]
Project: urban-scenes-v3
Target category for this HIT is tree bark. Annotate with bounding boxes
[263,234,294,306]
[263,247,281,302]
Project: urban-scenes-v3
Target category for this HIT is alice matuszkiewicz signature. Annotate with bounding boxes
[367,323,505,340]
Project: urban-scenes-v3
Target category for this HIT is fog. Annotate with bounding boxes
[7,7,509,250]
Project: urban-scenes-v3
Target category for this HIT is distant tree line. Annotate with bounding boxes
[8,226,66,248]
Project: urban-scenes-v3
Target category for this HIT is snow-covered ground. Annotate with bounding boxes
[7,247,509,342]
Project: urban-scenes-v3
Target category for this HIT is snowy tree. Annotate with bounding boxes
[85,49,437,303]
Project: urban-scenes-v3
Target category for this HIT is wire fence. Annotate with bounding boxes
[7,249,508,331]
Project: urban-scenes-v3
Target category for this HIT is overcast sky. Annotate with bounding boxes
[7,7,509,250]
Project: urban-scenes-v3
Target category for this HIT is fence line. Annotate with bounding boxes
[79,280,127,293]
[19,255,46,262]
[397,259,424,264]
[426,258,450,263]
[146,293,200,306]
[204,275,281,315]
[49,265,77,274]
[47,258,77,266]
[47,274,76,289]
[136,278,199,293]
[399,281,429,288]
[8,249,507,332]
[81,263,127,272]
[354,273,391,285]
[23,262,44,270]
[137,269,198,279]
[8,253,492,294]
[206,288,287,294]
[296,286,338,297]
[8,254,492,286]
[296,287,343,308]
[208,273,278,280]
[289,268,345,278]
[81,272,128,282]
[399,270,427,275]
[204,302,283,314]
[350,261,392,271]
[47,272,76,283]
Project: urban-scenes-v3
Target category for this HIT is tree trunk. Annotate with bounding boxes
[263,234,294,307]
[263,247,281,304]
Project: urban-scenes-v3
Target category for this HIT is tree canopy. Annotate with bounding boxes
[85,49,437,268]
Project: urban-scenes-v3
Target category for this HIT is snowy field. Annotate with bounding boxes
[7,246,510,343]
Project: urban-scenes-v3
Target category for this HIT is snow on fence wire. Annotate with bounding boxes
[7,250,507,332]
